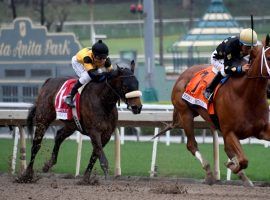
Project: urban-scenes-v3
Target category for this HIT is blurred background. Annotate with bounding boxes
[0,0,269,102]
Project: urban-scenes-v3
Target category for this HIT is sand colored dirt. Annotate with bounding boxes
[1,173,270,200]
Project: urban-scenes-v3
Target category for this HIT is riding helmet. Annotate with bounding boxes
[92,40,109,57]
[239,28,258,46]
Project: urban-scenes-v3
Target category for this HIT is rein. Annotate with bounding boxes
[105,74,136,110]
[105,78,121,99]
[247,46,270,79]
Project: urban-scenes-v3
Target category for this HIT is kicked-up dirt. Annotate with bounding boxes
[0,173,270,200]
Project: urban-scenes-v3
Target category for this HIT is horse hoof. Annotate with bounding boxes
[15,174,34,183]
[77,179,89,185]
[205,173,216,185]
[104,174,109,180]
[77,177,100,186]
[243,180,254,187]
[237,170,254,187]
[203,163,215,185]
[42,163,50,173]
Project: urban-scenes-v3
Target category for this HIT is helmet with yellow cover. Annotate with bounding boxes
[239,28,258,46]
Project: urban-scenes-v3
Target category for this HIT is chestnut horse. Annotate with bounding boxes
[156,35,270,186]
[17,62,142,184]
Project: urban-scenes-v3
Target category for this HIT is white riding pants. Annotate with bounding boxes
[71,56,91,85]
[210,50,226,77]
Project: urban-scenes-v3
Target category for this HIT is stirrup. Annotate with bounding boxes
[64,95,75,107]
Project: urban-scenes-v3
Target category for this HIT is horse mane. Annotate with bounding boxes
[250,46,260,63]
[263,34,270,47]
[42,78,52,87]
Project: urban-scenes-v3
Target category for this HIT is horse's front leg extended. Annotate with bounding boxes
[223,131,253,187]
[43,126,75,173]
[83,133,109,183]
[99,150,109,178]
[82,149,108,183]
[224,131,248,172]
[82,151,99,183]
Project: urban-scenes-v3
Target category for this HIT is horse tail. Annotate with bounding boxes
[42,78,51,87]
[26,78,52,135]
[151,123,175,140]
[27,105,36,136]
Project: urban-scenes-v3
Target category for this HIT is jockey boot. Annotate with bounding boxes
[64,80,83,107]
[204,72,223,101]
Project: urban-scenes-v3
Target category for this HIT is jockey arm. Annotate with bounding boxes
[223,37,252,75]
[104,57,113,72]
[85,56,112,82]
[88,69,111,82]
[223,48,249,75]
[82,55,113,72]
[224,58,250,75]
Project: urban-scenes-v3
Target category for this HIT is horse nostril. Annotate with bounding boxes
[131,105,142,114]
[138,105,142,113]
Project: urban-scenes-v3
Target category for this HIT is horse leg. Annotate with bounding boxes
[82,150,99,183]
[82,149,108,183]
[223,131,253,187]
[99,133,112,178]
[82,133,109,183]
[43,125,76,173]
[180,111,215,185]
[16,123,49,183]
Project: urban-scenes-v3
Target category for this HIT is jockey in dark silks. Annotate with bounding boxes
[204,28,258,100]
[65,40,112,107]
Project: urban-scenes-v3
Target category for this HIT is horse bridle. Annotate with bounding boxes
[105,75,140,110]
[247,46,270,79]
[260,46,270,77]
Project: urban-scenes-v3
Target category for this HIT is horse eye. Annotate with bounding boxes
[122,85,129,92]
[267,57,270,61]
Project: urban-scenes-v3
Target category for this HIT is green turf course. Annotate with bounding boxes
[1,138,270,182]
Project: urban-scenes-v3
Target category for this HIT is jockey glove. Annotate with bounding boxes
[88,69,106,82]
[225,65,242,75]
[104,57,111,68]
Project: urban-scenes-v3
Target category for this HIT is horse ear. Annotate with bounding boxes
[250,46,259,61]
[130,60,135,74]
[116,64,122,75]
[116,64,121,71]
[266,34,270,47]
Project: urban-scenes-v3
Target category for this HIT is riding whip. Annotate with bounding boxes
[248,14,254,64]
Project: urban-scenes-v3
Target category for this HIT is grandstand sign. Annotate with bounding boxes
[0,17,81,62]
[0,17,81,102]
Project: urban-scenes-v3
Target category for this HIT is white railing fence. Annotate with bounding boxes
[0,103,269,181]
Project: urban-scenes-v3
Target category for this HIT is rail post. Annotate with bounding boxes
[150,127,159,177]
[213,130,220,180]
[75,131,83,176]
[18,126,26,174]
[114,128,121,176]
[11,127,19,174]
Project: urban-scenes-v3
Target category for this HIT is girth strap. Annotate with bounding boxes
[72,107,83,133]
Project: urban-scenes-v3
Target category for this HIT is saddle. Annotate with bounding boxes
[182,66,223,115]
[55,79,81,120]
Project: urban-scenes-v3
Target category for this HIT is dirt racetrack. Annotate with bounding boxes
[1,173,270,200]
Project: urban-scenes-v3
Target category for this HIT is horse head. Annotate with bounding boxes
[257,34,270,77]
[247,34,270,78]
[107,61,142,114]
